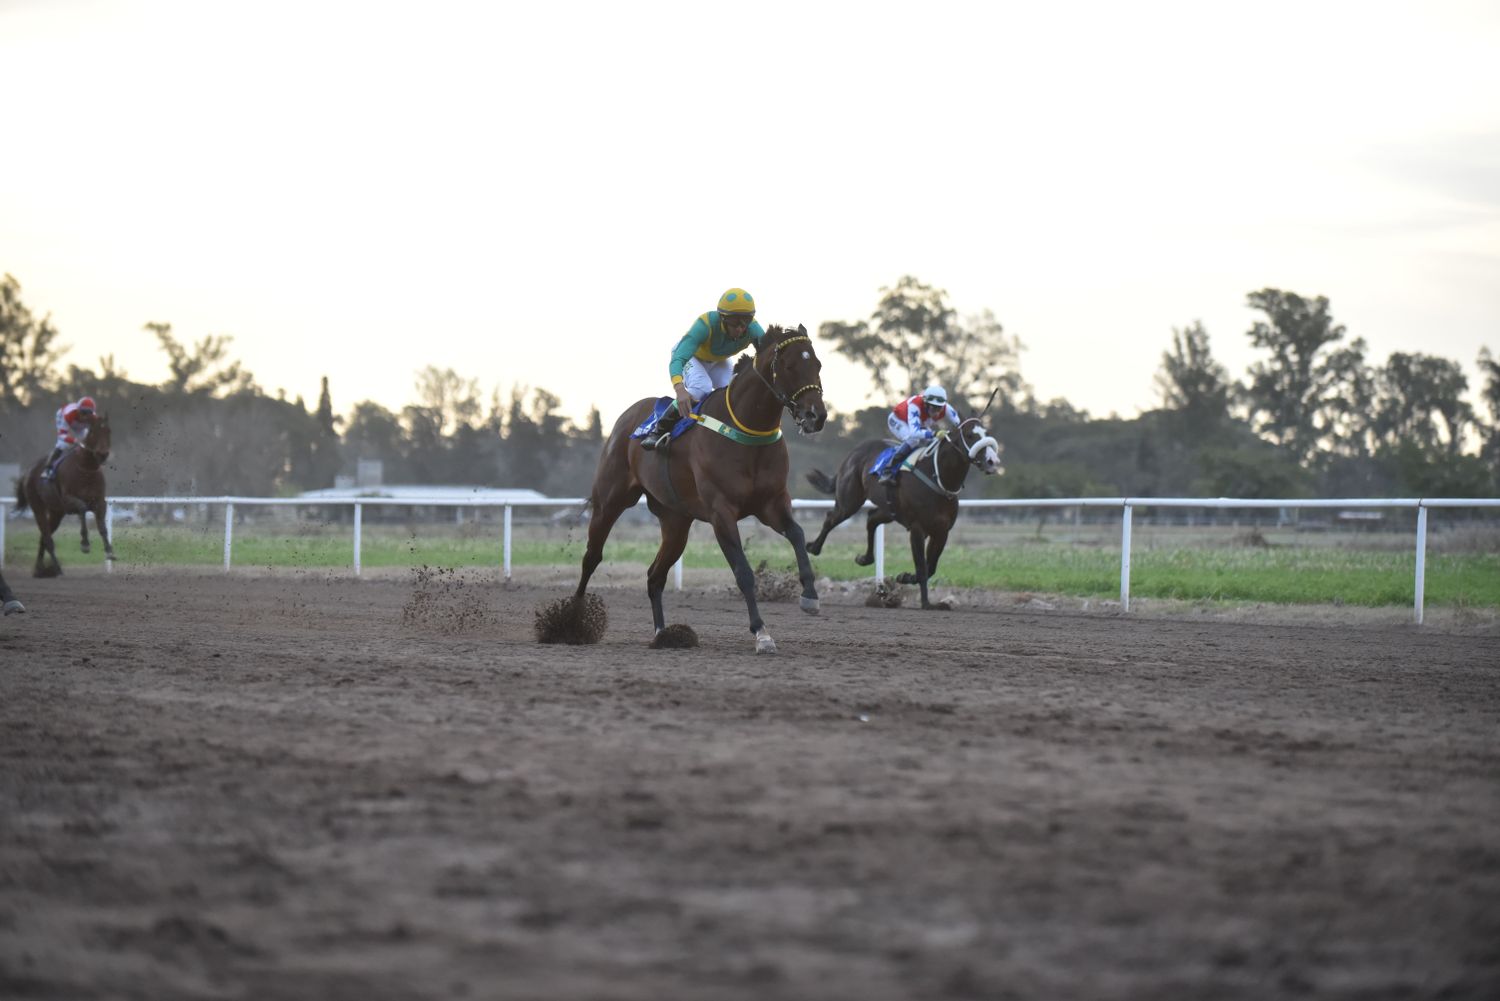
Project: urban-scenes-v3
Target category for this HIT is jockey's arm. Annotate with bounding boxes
[902,405,930,442]
[668,320,711,390]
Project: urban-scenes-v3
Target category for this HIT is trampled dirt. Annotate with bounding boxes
[2,566,1498,1000]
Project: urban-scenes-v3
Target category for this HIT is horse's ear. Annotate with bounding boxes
[797,324,807,336]
[980,387,1000,416]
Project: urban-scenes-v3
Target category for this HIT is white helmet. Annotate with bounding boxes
[922,384,947,407]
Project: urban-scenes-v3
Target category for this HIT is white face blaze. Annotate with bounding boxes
[965,422,1003,475]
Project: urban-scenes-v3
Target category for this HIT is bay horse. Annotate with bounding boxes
[16,413,116,577]
[544,324,828,653]
[805,416,1001,609]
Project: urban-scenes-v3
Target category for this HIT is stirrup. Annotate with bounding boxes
[640,430,667,451]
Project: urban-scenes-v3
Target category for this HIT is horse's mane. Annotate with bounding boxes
[735,324,795,376]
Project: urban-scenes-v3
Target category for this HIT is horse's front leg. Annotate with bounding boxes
[923,527,950,586]
[79,512,92,554]
[91,503,116,561]
[906,525,937,609]
[709,509,772,652]
[761,502,819,615]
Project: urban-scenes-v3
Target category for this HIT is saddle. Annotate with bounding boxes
[868,437,939,479]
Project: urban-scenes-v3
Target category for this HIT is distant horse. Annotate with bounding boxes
[16,413,115,577]
[805,416,1001,609]
[543,324,828,653]
[1,569,22,615]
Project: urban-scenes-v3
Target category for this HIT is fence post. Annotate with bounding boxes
[223,502,234,571]
[503,504,512,581]
[873,523,885,580]
[1414,503,1427,625]
[0,500,6,570]
[353,502,363,576]
[1119,502,1133,612]
[105,501,114,574]
[675,556,683,591]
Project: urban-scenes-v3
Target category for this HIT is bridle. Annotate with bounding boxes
[77,416,110,464]
[728,332,823,435]
[922,418,998,496]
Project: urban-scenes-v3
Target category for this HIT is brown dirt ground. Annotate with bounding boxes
[2,565,1498,1000]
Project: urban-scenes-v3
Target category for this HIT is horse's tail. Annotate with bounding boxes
[13,476,27,514]
[805,469,837,495]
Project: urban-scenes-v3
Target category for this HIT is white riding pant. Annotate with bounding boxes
[681,357,734,404]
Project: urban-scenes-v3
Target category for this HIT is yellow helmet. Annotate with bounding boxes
[717,288,755,316]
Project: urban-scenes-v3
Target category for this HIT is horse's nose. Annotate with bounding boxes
[804,404,827,433]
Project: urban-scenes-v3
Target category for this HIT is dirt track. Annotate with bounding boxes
[2,566,1498,1000]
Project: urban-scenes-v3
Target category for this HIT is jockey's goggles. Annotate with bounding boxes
[722,313,754,325]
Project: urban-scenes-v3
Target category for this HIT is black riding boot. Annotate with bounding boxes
[879,442,914,483]
[41,446,64,481]
[641,402,679,451]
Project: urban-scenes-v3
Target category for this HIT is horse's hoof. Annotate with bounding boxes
[896,572,916,585]
[754,627,777,654]
[853,554,873,567]
[105,553,116,561]
[2,600,24,615]
[80,544,91,554]
[800,596,820,615]
[805,543,822,556]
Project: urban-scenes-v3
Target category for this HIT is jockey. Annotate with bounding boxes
[640,288,767,450]
[43,395,96,482]
[876,384,960,484]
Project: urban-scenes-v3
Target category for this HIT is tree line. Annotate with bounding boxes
[3,272,1497,501]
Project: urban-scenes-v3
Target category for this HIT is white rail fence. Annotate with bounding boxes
[3,495,1498,625]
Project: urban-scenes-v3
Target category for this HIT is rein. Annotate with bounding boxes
[736,334,820,434]
[917,423,998,497]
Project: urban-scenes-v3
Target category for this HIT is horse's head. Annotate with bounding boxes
[951,416,1002,475]
[756,324,827,435]
[82,413,112,464]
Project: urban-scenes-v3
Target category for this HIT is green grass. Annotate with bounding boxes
[5,518,1497,609]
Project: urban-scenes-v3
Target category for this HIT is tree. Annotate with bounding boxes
[819,276,1025,410]
[343,401,406,476]
[147,322,256,396]
[1154,320,1230,425]
[0,273,67,407]
[412,365,482,436]
[1240,289,1369,463]
[1372,352,1473,456]
[1475,348,1500,484]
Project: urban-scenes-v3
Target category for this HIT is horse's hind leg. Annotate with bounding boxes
[855,506,897,567]
[79,512,91,554]
[35,510,64,577]
[645,511,693,634]
[806,505,848,557]
[575,485,642,600]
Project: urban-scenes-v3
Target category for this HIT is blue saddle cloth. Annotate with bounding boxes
[871,440,930,477]
[870,445,899,477]
[630,397,705,443]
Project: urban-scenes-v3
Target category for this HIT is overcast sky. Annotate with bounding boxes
[3,0,1497,424]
